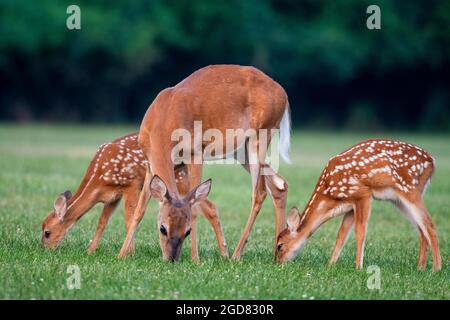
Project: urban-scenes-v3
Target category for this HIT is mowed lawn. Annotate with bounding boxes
[0,124,448,299]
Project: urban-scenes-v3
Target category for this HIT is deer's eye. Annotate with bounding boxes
[159,225,167,236]
[277,243,283,251]
[185,229,191,238]
[44,230,51,239]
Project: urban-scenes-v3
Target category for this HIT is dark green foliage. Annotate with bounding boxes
[0,1,449,130]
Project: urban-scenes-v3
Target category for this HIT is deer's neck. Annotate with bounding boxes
[149,143,179,196]
[65,196,97,227]
[293,194,334,250]
[63,171,99,224]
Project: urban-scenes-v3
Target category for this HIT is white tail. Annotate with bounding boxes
[279,104,291,164]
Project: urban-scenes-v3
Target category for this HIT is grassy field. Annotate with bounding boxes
[0,124,448,299]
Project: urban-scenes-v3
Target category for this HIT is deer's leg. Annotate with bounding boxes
[232,137,268,261]
[354,197,372,270]
[118,169,152,259]
[329,211,354,266]
[398,194,441,272]
[231,172,266,261]
[198,199,229,258]
[231,138,268,260]
[123,184,143,256]
[263,165,288,255]
[87,199,120,254]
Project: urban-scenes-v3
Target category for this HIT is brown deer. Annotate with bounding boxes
[276,139,442,271]
[118,65,290,261]
[41,133,229,260]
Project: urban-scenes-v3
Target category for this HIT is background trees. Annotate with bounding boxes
[1,0,449,130]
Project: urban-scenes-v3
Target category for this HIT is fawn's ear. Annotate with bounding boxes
[53,194,68,221]
[63,190,72,200]
[186,179,212,205]
[150,175,170,202]
[287,207,300,232]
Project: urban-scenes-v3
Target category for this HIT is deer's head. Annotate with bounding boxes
[275,207,302,262]
[150,175,211,262]
[41,190,73,249]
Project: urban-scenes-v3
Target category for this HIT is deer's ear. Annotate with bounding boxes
[149,175,169,202]
[53,194,68,221]
[287,207,300,232]
[186,179,212,205]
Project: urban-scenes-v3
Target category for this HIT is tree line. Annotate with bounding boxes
[0,0,449,130]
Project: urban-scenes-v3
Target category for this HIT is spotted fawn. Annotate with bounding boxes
[276,139,441,271]
[42,133,228,259]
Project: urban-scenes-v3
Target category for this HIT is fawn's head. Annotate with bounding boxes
[41,190,73,249]
[276,207,302,262]
[150,175,211,262]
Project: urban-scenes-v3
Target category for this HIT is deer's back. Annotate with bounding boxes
[140,65,288,144]
[320,139,435,200]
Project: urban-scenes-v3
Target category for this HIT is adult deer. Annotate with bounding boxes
[42,133,228,259]
[118,65,290,261]
[276,139,442,271]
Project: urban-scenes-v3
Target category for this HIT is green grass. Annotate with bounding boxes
[0,124,448,299]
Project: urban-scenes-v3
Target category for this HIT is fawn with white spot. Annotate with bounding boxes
[276,139,441,271]
[41,133,229,259]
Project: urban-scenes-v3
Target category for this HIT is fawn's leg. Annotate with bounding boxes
[329,211,354,265]
[398,194,441,271]
[263,165,288,256]
[118,169,152,258]
[413,199,441,272]
[354,197,372,270]
[123,184,143,256]
[396,197,429,270]
[198,199,229,258]
[87,199,120,254]
[417,230,429,271]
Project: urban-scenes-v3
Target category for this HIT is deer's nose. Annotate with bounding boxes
[169,237,182,261]
[170,237,181,247]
